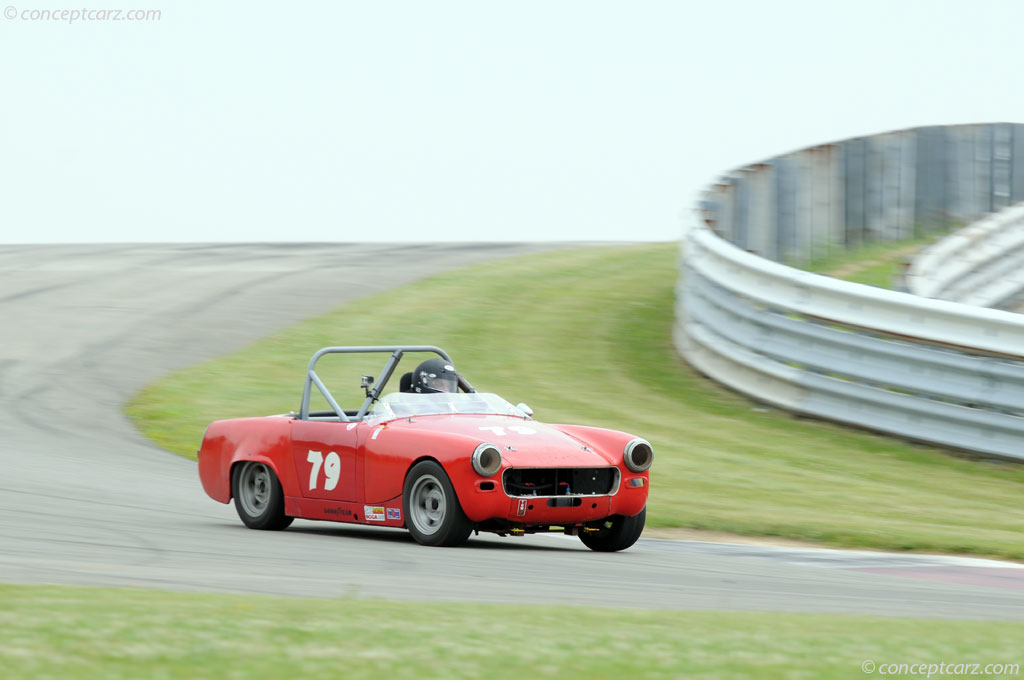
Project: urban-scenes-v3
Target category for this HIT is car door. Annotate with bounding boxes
[290,420,359,502]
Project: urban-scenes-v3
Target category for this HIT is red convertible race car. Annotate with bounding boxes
[198,346,652,551]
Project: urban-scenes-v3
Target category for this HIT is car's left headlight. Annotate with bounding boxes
[472,443,502,477]
[624,438,653,473]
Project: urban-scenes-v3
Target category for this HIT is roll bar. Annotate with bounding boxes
[298,346,476,422]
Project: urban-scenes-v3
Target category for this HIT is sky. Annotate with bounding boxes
[2,0,1024,244]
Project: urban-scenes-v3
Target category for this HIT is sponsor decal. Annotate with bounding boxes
[517,498,528,517]
[386,508,401,521]
[364,505,386,522]
[324,507,353,517]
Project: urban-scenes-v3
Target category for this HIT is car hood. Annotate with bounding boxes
[378,413,618,467]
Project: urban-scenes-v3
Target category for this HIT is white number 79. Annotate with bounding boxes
[307,450,341,491]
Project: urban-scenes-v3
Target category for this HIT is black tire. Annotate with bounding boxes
[402,460,473,547]
[579,507,646,552]
[232,461,293,530]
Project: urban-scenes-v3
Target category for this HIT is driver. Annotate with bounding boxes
[411,358,459,394]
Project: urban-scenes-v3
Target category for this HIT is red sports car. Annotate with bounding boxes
[198,346,652,551]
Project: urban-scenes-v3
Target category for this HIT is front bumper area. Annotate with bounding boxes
[505,494,614,524]
[460,465,648,527]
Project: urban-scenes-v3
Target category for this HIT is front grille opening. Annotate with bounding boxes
[503,467,615,496]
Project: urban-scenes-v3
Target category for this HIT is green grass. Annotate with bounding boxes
[2,585,1022,680]
[126,244,1024,559]
[802,237,934,288]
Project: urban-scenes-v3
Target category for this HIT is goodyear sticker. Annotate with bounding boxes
[386,508,401,521]
[364,506,386,522]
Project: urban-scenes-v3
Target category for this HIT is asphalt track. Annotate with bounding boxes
[1,243,1023,621]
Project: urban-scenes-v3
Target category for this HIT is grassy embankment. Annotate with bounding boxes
[126,243,1024,559]
[3,585,1023,680]
[802,236,931,288]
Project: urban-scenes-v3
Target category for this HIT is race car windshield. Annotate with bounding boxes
[369,392,529,420]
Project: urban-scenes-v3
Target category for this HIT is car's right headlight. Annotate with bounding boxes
[624,438,653,473]
[472,443,502,477]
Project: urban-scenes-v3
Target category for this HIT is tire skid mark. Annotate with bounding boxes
[0,244,217,303]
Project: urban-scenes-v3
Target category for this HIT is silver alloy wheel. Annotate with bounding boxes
[238,463,272,518]
[408,473,446,535]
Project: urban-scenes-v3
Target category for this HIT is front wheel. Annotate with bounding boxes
[579,507,646,552]
[403,461,474,547]
[232,461,293,530]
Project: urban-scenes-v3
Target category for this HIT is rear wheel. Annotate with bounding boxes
[232,461,293,530]
[403,461,473,547]
[579,507,646,552]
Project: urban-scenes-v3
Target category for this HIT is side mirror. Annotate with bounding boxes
[360,375,375,397]
[516,402,534,417]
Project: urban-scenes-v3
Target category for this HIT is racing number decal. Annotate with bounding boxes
[307,450,341,491]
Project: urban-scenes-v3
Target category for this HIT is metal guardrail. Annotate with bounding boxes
[677,224,1024,461]
[677,123,1024,461]
[907,202,1024,308]
[699,123,1024,267]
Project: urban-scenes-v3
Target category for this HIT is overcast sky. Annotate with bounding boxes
[2,0,1023,244]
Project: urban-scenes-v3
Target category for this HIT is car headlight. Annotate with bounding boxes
[472,443,502,477]
[624,438,653,473]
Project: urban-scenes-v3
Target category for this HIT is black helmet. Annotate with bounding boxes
[412,358,459,394]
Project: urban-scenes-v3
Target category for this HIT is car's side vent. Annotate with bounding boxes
[502,467,617,497]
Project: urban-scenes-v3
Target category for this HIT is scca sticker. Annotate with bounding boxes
[364,506,386,522]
